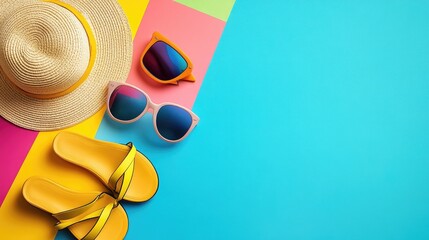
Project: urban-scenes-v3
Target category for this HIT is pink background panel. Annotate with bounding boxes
[0,118,38,206]
[127,0,226,109]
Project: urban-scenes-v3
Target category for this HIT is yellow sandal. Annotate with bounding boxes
[53,132,159,202]
[22,177,128,240]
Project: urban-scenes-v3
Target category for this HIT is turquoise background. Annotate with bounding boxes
[57,0,429,239]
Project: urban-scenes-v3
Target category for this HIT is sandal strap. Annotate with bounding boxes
[82,202,114,240]
[53,193,107,220]
[53,193,117,240]
[108,142,136,201]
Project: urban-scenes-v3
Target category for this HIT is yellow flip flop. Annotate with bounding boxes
[22,177,128,240]
[53,132,159,202]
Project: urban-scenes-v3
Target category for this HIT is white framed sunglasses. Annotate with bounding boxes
[107,81,199,142]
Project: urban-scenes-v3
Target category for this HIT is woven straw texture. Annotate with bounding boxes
[0,0,132,131]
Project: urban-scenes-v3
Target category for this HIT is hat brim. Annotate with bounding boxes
[0,0,132,131]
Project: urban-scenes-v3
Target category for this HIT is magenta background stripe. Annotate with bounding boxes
[0,118,38,206]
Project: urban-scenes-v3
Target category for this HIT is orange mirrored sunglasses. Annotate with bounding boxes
[139,32,195,85]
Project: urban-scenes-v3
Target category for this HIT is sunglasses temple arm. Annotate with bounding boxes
[182,73,196,82]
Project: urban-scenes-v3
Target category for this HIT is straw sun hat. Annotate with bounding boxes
[0,0,132,131]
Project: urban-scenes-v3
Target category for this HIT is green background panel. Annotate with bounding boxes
[175,0,235,21]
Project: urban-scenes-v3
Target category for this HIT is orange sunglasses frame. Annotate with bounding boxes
[139,32,195,85]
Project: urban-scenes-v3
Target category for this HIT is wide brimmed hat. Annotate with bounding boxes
[0,0,132,131]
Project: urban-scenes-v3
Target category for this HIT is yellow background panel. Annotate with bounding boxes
[118,0,149,35]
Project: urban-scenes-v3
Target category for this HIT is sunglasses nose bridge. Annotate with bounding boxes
[146,101,160,114]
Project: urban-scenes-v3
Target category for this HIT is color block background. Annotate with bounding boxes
[3,0,429,240]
